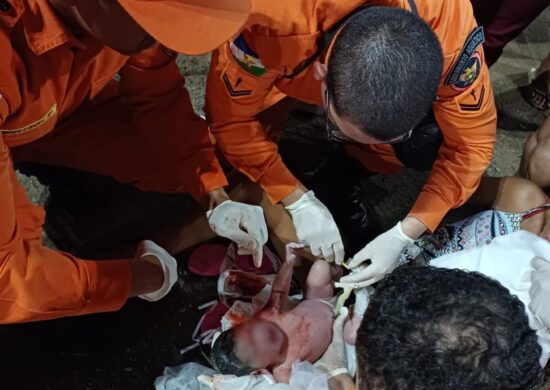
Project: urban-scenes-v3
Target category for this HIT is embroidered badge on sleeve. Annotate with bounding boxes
[230,34,267,77]
[445,26,485,92]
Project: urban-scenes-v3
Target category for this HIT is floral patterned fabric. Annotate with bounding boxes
[399,204,550,265]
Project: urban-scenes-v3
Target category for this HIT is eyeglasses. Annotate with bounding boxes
[324,87,355,144]
[324,86,414,145]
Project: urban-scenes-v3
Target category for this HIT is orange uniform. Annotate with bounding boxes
[205,0,497,232]
[0,0,229,323]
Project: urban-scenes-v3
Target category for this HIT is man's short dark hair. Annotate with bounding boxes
[356,266,543,390]
[210,327,255,377]
[327,7,443,142]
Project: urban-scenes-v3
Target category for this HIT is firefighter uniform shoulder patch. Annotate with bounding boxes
[445,26,485,92]
[230,34,267,77]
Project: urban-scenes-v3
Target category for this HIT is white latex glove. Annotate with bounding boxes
[353,287,373,317]
[285,191,345,264]
[315,307,349,377]
[340,222,414,288]
[207,200,268,267]
[136,240,178,302]
[529,256,550,327]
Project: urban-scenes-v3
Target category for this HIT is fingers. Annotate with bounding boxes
[334,307,349,329]
[336,278,379,290]
[252,245,264,268]
[237,247,253,255]
[222,228,257,254]
[339,268,382,289]
[240,217,268,267]
[330,307,349,345]
[309,240,345,264]
[310,244,322,258]
[347,244,374,269]
[333,241,345,265]
[340,263,379,283]
[322,244,335,263]
[241,216,268,246]
[348,277,383,289]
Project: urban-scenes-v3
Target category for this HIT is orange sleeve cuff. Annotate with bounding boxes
[258,158,301,204]
[409,190,453,232]
[79,259,132,315]
[187,156,229,201]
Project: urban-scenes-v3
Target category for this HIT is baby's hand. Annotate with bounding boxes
[285,242,306,266]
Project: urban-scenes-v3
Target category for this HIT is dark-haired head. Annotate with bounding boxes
[356,266,543,390]
[211,318,287,376]
[325,7,443,143]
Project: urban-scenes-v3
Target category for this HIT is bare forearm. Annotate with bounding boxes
[329,374,355,390]
[268,261,294,309]
[401,216,427,240]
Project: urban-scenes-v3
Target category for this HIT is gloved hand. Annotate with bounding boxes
[353,287,373,317]
[136,240,178,302]
[529,256,550,327]
[207,200,268,267]
[315,307,349,377]
[340,222,414,288]
[285,191,345,264]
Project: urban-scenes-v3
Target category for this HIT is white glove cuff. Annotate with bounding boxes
[284,190,316,213]
[396,221,415,245]
[206,199,231,219]
[326,368,350,379]
[138,241,178,302]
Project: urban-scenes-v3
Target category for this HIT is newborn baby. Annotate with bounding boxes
[211,244,360,383]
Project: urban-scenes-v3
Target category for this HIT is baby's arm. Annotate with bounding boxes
[305,260,341,299]
[266,243,303,311]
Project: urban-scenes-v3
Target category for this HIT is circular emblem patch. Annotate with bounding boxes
[451,51,481,92]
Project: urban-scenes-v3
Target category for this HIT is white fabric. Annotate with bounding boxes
[155,363,215,390]
[155,361,329,390]
[315,308,349,375]
[353,287,373,316]
[530,257,550,327]
[341,222,414,288]
[137,240,178,302]
[207,200,268,266]
[285,191,345,264]
[431,230,550,367]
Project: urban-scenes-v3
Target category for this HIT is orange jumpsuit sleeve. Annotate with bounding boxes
[0,136,131,324]
[205,41,300,204]
[118,45,228,201]
[0,30,131,323]
[409,4,497,231]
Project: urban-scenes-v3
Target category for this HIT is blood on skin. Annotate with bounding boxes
[225,271,272,297]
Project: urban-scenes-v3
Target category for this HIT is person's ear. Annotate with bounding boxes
[313,61,328,81]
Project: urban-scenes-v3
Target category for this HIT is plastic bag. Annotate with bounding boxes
[155,361,329,390]
[155,362,216,390]
[199,361,329,390]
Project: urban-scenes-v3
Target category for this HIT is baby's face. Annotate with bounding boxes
[233,318,287,370]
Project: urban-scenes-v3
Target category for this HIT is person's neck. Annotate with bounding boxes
[47,0,84,35]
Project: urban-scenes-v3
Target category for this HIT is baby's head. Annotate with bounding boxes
[520,117,550,189]
[211,318,287,376]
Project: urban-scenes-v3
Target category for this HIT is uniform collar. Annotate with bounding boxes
[21,0,86,55]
